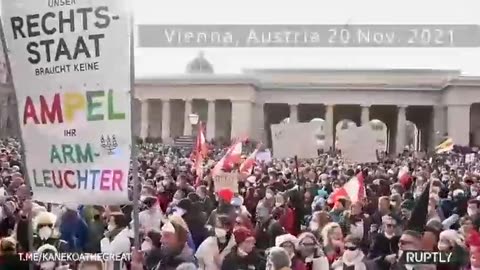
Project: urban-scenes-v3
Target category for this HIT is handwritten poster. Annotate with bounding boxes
[214,173,239,192]
[1,0,132,204]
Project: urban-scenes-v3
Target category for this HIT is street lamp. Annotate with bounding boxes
[188,113,199,136]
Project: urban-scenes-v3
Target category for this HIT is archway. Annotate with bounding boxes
[405,120,420,151]
[470,103,480,147]
[369,119,388,151]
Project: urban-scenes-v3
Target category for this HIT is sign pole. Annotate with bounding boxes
[128,1,140,250]
[0,14,34,270]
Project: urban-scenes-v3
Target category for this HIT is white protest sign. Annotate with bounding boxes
[214,173,239,192]
[271,122,319,159]
[256,149,272,163]
[466,153,475,163]
[337,125,378,164]
[1,1,132,204]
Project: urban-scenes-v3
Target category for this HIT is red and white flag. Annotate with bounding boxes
[239,147,259,175]
[329,172,365,204]
[193,123,208,185]
[212,140,243,176]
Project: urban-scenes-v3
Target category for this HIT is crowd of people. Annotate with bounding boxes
[0,137,479,270]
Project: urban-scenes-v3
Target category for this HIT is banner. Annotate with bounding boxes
[1,0,132,204]
[337,125,378,164]
[214,173,239,192]
[270,122,319,159]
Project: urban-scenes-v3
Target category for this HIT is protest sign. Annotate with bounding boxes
[214,173,239,192]
[256,149,272,163]
[1,1,132,204]
[466,153,475,163]
[337,125,378,164]
[271,122,319,159]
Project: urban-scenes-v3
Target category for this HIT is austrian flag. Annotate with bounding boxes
[329,172,365,204]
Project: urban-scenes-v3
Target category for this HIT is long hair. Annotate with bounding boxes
[321,222,341,247]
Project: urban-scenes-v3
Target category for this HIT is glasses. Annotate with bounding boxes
[345,246,357,251]
[385,224,395,228]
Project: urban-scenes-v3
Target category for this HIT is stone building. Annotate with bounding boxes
[134,52,480,154]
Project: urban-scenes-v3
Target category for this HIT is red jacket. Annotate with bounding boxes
[280,207,297,236]
[157,193,171,213]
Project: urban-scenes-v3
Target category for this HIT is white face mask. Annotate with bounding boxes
[40,261,56,270]
[107,224,116,232]
[162,180,169,187]
[343,249,358,261]
[141,241,152,251]
[309,221,319,231]
[266,193,273,199]
[140,195,147,201]
[215,228,227,238]
[38,227,53,240]
[237,247,249,257]
[468,208,477,216]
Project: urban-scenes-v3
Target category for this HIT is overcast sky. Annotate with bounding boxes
[134,0,480,76]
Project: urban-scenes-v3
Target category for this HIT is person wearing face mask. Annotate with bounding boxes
[136,196,164,234]
[369,215,400,260]
[275,234,305,270]
[296,232,329,270]
[468,199,480,219]
[100,212,131,270]
[141,230,163,270]
[33,211,69,253]
[436,230,468,270]
[196,214,236,270]
[221,226,265,270]
[36,244,69,270]
[331,235,379,270]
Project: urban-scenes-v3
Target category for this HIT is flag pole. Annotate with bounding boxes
[0,14,34,270]
[128,1,140,250]
[294,155,299,179]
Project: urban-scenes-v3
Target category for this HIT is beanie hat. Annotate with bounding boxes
[275,234,298,247]
[267,247,291,269]
[217,188,234,203]
[233,226,253,244]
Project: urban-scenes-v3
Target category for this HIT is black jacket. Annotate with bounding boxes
[221,247,266,270]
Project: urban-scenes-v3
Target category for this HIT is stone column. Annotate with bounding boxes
[324,104,334,150]
[183,99,193,136]
[140,99,150,139]
[289,103,298,123]
[206,99,216,140]
[447,104,470,146]
[161,99,171,141]
[361,105,370,126]
[396,105,407,153]
[231,100,253,139]
[254,102,266,143]
[430,105,446,149]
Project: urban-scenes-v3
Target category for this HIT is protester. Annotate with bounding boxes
[0,135,479,270]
